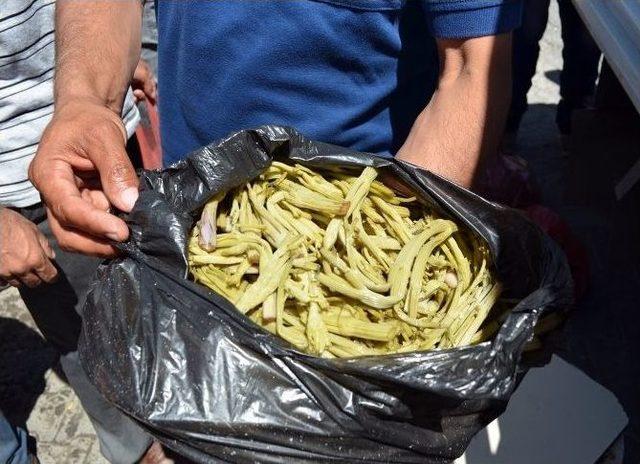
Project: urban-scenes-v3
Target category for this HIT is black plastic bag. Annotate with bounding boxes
[79,126,572,463]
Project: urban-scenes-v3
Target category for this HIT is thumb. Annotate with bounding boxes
[133,89,146,102]
[38,233,56,260]
[92,131,139,213]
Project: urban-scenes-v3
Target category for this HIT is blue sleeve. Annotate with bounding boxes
[422,0,523,39]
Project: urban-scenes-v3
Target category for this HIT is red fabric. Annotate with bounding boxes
[135,99,162,170]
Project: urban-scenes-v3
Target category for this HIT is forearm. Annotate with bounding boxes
[29,1,144,256]
[55,0,143,114]
[397,34,512,188]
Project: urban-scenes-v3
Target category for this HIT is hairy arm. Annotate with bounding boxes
[30,1,143,256]
[55,0,142,111]
[396,33,512,188]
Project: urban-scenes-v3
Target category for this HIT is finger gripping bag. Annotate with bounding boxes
[79,126,572,463]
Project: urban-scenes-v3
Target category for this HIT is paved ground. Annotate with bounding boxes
[0,1,637,463]
[0,288,107,463]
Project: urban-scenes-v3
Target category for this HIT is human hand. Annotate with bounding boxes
[0,208,58,288]
[29,98,139,257]
[132,59,157,103]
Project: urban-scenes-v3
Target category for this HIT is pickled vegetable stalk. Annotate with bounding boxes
[189,162,503,357]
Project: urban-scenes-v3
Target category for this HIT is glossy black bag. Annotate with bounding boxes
[79,126,572,463]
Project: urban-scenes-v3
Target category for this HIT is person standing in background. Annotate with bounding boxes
[505,0,601,148]
[0,0,167,462]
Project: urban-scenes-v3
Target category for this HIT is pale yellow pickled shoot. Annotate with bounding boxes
[188,163,508,357]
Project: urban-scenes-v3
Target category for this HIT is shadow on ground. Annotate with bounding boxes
[0,316,58,426]
[544,69,561,85]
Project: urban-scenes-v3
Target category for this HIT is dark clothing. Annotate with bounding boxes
[507,0,551,133]
[15,204,152,464]
[555,0,601,134]
[506,0,601,134]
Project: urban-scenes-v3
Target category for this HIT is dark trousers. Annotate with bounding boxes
[15,204,152,464]
[507,0,601,134]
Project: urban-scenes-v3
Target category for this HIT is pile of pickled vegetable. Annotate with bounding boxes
[188,162,503,357]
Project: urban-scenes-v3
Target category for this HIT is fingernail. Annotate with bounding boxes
[121,187,139,212]
[106,232,121,242]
